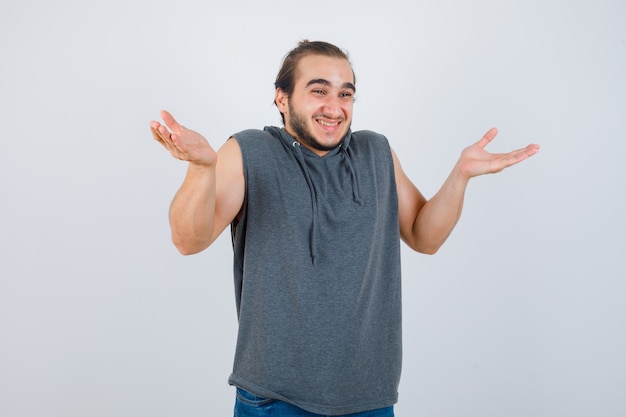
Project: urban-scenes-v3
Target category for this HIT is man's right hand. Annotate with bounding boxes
[150,110,217,167]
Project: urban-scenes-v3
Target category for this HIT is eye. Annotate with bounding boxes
[312,89,326,95]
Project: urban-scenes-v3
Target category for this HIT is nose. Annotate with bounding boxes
[322,95,343,118]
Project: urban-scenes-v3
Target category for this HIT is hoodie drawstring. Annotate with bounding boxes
[267,127,362,265]
[292,141,320,264]
[340,144,363,205]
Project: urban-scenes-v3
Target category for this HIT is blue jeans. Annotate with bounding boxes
[234,387,395,417]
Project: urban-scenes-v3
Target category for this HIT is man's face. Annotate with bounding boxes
[276,54,355,156]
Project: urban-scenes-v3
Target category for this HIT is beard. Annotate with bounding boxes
[287,101,349,152]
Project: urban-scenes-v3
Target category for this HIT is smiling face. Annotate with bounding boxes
[275,54,355,156]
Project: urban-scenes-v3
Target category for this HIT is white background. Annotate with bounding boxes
[1,1,624,416]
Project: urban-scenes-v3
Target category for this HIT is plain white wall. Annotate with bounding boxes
[1,0,624,416]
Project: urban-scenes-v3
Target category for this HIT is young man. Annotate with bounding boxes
[151,40,539,417]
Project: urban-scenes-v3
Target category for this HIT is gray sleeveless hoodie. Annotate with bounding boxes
[228,126,402,415]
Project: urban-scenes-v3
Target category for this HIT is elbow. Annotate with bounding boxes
[175,244,202,256]
[172,235,211,256]
[403,235,443,255]
[404,226,451,255]
[414,243,441,255]
[418,246,440,256]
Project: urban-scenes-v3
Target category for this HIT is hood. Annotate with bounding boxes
[264,127,362,264]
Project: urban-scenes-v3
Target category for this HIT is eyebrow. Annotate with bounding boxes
[305,78,356,92]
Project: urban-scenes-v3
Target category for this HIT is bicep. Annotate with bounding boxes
[211,137,245,242]
[391,148,427,248]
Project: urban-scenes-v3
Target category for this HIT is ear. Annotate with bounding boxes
[275,88,288,113]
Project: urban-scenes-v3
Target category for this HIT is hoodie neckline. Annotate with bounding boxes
[266,127,352,158]
[264,126,361,264]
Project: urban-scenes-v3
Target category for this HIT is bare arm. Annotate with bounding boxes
[395,128,540,254]
[150,110,244,255]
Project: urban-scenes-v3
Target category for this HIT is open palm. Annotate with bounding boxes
[150,110,217,167]
[456,128,540,179]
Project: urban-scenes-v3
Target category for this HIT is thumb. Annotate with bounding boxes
[160,110,183,133]
[476,127,498,149]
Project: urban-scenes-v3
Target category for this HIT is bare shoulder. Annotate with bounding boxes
[213,137,245,236]
[216,137,244,183]
[216,136,244,189]
[389,146,407,179]
[389,145,428,247]
[217,137,243,163]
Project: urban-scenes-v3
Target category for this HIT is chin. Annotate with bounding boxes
[315,135,343,149]
[317,126,349,142]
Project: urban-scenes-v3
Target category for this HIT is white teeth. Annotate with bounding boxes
[318,120,338,127]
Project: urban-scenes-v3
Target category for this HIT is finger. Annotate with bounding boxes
[509,144,540,161]
[160,109,183,133]
[150,124,165,144]
[150,122,169,145]
[498,144,540,169]
[160,127,191,157]
[526,143,541,155]
[150,119,192,162]
[476,127,498,149]
[150,121,180,151]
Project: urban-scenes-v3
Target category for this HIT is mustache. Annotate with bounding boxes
[313,114,345,122]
